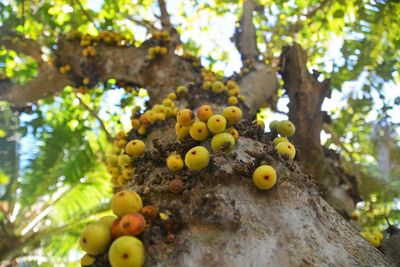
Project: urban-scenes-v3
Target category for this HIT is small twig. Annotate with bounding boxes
[74,92,113,142]
[157,0,172,29]
[125,16,159,32]
[72,0,99,30]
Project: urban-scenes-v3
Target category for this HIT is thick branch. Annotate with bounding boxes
[0,28,43,63]
[279,43,358,215]
[234,0,259,61]
[157,0,172,29]
[0,64,70,107]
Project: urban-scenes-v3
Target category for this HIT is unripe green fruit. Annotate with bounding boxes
[361,232,381,247]
[118,154,131,167]
[253,165,277,190]
[207,114,227,133]
[111,190,143,218]
[81,254,96,266]
[166,154,184,172]
[122,168,134,179]
[228,96,238,105]
[97,215,118,229]
[275,141,296,160]
[273,136,288,146]
[255,119,265,128]
[125,140,145,158]
[211,133,235,152]
[184,146,210,171]
[226,127,239,141]
[277,120,296,137]
[189,121,209,141]
[107,154,118,166]
[79,224,111,255]
[222,106,242,125]
[269,120,279,131]
[109,236,145,267]
[212,81,224,93]
[111,146,121,155]
[197,105,213,122]
[177,109,194,127]
[176,85,188,94]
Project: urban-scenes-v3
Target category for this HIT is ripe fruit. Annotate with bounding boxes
[141,205,158,221]
[116,139,127,148]
[275,141,296,160]
[222,106,242,125]
[211,133,235,152]
[81,254,96,266]
[98,215,118,229]
[177,109,194,127]
[184,146,210,171]
[228,96,238,105]
[118,154,131,167]
[212,81,224,93]
[166,154,184,172]
[253,165,277,190]
[226,127,239,141]
[108,236,145,267]
[273,136,289,146]
[197,105,213,122]
[207,115,227,133]
[189,121,209,141]
[269,120,279,131]
[169,178,184,193]
[361,232,381,247]
[111,219,124,239]
[277,120,296,137]
[79,224,111,255]
[120,213,146,236]
[111,190,143,218]
[175,122,190,141]
[125,140,145,158]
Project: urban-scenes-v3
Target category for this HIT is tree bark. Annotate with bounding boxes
[279,43,359,216]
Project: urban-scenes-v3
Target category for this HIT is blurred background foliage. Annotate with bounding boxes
[0,0,399,265]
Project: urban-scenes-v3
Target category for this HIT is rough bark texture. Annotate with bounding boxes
[279,43,358,216]
[88,85,393,266]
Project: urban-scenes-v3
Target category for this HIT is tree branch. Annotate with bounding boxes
[234,0,259,61]
[157,0,172,30]
[0,64,70,107]
[74,92,113,142]
[0,28,43,63]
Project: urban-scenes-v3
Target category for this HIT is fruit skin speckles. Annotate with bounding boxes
[184,146,210,171]
[177,109,194,127]
[111,190,143,218]
[175,122,190,141]
[253,165,277,190]
[108,236,145,267]
[207,115,227,134]
[125,140,145,158]
[197,105,213,122]
[120,213,146,236]
[275,141,296,160]
[189,121,209,141]
[166,154,184,172]
[222,106,242,125]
